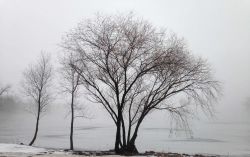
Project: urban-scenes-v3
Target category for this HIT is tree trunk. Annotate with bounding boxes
[70,93,74,150]
[121,116,126,146]
[118,116,144,154]
[118,137,138,155]
[114,119,121,153]
[123,141,138,154]
[29,111,40,146]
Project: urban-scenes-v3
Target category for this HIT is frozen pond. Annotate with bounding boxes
[0,105,250,157]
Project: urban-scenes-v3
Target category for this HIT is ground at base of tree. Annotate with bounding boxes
[0,151,221,157]
[70,150,219,157]
[0,143,238,157]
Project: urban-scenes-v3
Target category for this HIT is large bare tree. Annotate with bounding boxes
[22,52,53,146]
[62,14,220,154]
[59,53,82,150]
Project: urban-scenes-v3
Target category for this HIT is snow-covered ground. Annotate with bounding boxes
[0,143,248,157]
[0,143,133,157]
[0,143,47,153]
[0,143,69,157]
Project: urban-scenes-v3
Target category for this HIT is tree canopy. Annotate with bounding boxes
[62,13,220,154]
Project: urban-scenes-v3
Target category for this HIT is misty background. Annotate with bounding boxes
[0,0,250,155]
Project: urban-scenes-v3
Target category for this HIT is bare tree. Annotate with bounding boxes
[59,52,82,150]
[22,52,53,146]
[62,13,221,154]
[0,85,10,97]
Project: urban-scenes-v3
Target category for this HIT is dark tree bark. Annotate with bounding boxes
[114,120,121,153]
[70,92,74,150]
[29,106,40,146]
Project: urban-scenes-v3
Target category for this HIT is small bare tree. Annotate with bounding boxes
[22,52,53,146]
[59,53,82,150]
[0,85,10,97]
[62,13,221,154]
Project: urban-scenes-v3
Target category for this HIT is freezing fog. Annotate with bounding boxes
[0,0,250,156]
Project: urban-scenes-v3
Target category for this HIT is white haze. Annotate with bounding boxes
[0,0,250,155]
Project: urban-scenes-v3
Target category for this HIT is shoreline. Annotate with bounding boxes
[0,143,247,157]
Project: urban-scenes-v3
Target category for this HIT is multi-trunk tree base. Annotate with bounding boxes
[115,143,139,155]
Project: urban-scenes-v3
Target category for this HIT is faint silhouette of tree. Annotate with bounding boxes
[0,85,10,97]
[245,97,250,110]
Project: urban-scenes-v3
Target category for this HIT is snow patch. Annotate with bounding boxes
[0,143,47,153]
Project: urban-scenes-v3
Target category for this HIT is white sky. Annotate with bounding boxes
[0,0,250,122]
